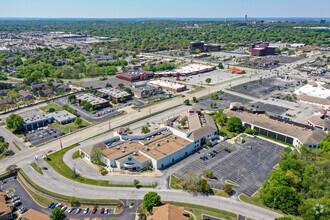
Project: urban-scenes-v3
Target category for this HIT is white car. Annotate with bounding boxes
[83,207,89,214]
[104,208,108,214]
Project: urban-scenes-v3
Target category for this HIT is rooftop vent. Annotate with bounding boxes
[116,146,120,150]
[121,150,125,153]
[156,143,160,146]
[166,139,169,142]
[174,136,177,139]
[133,152,138,156]
[123,145,126,148]
[146,148,150,151]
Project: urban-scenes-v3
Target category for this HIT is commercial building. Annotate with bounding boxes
[80,108,219,171]
[130,83,163,98]
[23,110,77,131]
[116,71,154,82]
[189,41,221,52]
[224,109,327,149]
[249,43,275,56]
[75,93,110,108]
[157,63,216,77]
[307,111,330,131]
[47,110,77,125]
[230,102,244,110]
[148,80,186,92]
[97,88,132,103]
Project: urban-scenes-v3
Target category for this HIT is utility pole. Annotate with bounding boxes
[108,119,111,130]
[60,139,63,150]
[35,155,39,169]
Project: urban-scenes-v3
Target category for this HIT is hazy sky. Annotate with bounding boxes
[0,0,329,18]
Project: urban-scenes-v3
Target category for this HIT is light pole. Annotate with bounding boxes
[273,198,276,210]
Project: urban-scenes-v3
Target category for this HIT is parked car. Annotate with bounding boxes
[61,206,67,211]
[100,208,104,214]
[92,207,97,214]
[55,203,61,208]
[104,208,108,214]
[13,200,21,207]
[9,194,16,199]
[12,197,20,202]
[51,203,57,209]
[212,150,218,154]
[20,207,28,214]
[76,208,81,214]
[68,207,74,213]
[48,203,54,208]
[83,207,89,214]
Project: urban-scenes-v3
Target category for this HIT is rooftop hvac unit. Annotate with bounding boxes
[156,143,160,146]
[133,152,138,156]
[123,145,126,148]
[116,146,120,150]
[166,139,169,142]
[146,148,150,151]
[121,150,125,153]
[174,136,177,139]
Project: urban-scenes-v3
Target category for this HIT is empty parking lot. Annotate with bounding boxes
[170,136,283,196]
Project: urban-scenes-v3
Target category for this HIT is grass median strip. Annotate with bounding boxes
[18,169,121,205]
[12,141,22,151]
[30,162,43,175]
[44,143,157,188]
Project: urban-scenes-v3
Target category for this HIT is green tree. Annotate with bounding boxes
[223,184,232,195]
[197,178,212,194]
[226,117,244,133]
[120,97,126,103]
[206,140,212,147]
[141,126,150,134]
[275,217,292,220]
[205,78,212,84]
[143,192,161,213]
[183,99,190,105]
[48,107,55,113]
[50,207,66,220]
[192,97,197,103]
[180,170,199,192]
[91,148,104,164]
[68,196,78,207]
[6,114,24,132]
[68,94,76,103]
[133,179,140,187]
[181,120,186,127]
[7,90,19,101]
[0,136,5,143]
[245,128,258,135]
[99,167,106,175]
[218,63,224,69]
[74,117,83,128]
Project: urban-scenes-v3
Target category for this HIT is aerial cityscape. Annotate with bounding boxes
[0,1,329,220]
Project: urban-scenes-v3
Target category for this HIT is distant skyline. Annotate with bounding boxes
[0,0,329,19]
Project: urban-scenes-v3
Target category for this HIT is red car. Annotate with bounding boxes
[181,95,185,97]
[100,208,104,214]
[92,207,97,214]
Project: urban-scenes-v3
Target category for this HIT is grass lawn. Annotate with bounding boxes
[164,201,237,220]
[169,175,183,189]
[213,189,229,197]
[51,120,90,134]
[39,102,62,113]
[258,134,293,147]
[225,180,239,187]
[220,126,238,138]
[187,85,206,94]
[239,192,304,220]
[30,162,43,175]
[44,143,156,188]
[72,150,82,159]
[223,144,235,150]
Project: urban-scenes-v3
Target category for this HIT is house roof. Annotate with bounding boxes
[0,195,12,219]
[187,114,202,131]
[116,153,150,164]
[147,204,188,220]
[21,209,51,220]
[188,125,217,141]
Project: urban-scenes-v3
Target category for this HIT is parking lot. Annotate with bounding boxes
[194,92,251,110]
[171,136,283,196]
[1,176,139,220]
[230,77,301,98]
[245,102,288,116]
[24,127,64,146]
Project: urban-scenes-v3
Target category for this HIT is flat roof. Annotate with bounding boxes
[102,133,191,161]
[97,88,130,98]
[22,209,51,220]
[47,110,77,123]
[76,93,109,105]
[119,71,152,77]
[23,113,52,124]
[148,80,186,90]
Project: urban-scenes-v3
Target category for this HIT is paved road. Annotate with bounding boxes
[20,162,282,220]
